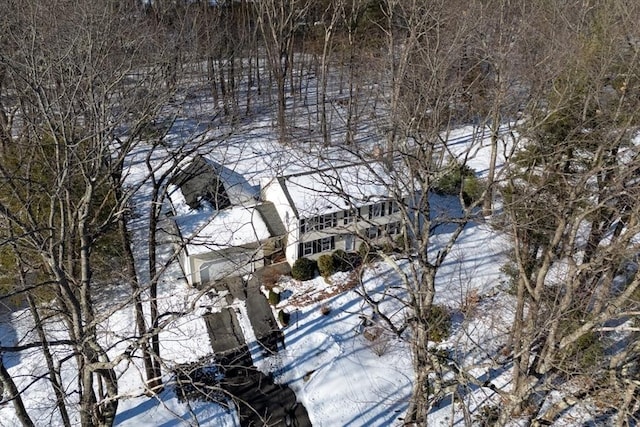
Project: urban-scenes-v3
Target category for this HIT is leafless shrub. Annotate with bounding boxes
[462,288,480,316]
[262,268,283,290]
[363,325,381,342]
[367,327,392,357]
[320,304,331,316]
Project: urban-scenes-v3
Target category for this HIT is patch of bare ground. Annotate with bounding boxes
[286,269,360,307]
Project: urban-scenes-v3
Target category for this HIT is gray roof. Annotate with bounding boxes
[255,202,287,237]
[171,154,259,210]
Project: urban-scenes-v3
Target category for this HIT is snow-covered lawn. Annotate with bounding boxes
[115,217,509,426]
[0,116,514,426]
[0,218,510,426]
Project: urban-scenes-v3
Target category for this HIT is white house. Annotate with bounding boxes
[262,163,404,265]
[168,154,404,285]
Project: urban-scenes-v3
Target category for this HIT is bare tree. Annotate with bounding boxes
[0,0,179,424]
[254,0,311,141]
[456,0,532,216]
[499,1,640,423]
[303,2,502,424]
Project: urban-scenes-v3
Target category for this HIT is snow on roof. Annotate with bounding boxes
[281,162,397,218]
[173,142,400,223]
[216,162,260,205]
[168,184,271,254]
[174,154,259,206]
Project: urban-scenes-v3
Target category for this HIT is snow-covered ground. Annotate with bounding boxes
[109,218,509,427]
[117,119,509,427]
[0,122,508,427]
[0,93,516,426]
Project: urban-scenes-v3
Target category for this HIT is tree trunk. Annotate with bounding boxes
[406,326,432,425]
[208,57,220,108]
[80,362,97,427]
[27,295,72,427]
[147,176,164,390]
[218,58,228,117]
[0,68,11,149]
[118,212,160,393]
[483,117,499,216]
[406,268,437,425]
[276,68,287,141]
[0,355,34,427]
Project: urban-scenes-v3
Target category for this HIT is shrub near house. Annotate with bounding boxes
[317,254,335,278]
[434,161,483,206]
[292,257,317,281]
[332,249,358,272]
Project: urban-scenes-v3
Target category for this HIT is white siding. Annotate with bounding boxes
[262,178,299,265]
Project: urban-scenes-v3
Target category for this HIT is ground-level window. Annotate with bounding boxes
[344,234,356,251]
[302,241,314,256]
[320,236,333,252]
[298,236,336,257]
[386,221,401,236]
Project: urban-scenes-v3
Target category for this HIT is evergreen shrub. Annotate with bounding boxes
[317,254,335,277]
[268,289,280,306]
[428,305,452,343]
[278,310,290,326]
[291,257,317,281]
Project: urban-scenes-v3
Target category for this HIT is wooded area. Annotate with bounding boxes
[0,0,640,425]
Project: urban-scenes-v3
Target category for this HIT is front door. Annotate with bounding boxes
[344,234,355,251]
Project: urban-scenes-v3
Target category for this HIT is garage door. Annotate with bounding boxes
[198,249,262,284]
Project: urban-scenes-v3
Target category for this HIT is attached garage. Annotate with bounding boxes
[167,155,286,287]
[169,203,273,287]
[193,247,264,285]
[173,206,271,287]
